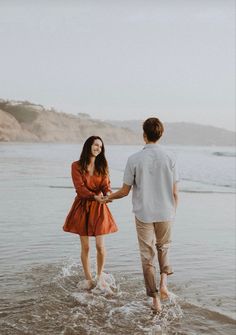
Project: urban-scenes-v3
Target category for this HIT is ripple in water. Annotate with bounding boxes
[0,260,235,335]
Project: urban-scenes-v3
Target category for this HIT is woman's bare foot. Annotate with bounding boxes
[86,279,96,290]
[95,273,113,294]
[151,296,162,313]
[160,284,170,300]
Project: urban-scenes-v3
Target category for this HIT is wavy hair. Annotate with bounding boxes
[78,136,108,175]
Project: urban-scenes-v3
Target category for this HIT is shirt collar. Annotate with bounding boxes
[143,143,159,150]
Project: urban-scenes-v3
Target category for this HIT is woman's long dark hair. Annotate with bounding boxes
[78,136,108,175]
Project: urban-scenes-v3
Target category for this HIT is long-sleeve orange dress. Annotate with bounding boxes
[63,161,118,236]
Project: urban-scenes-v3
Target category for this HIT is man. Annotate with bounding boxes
[99,117,179,312]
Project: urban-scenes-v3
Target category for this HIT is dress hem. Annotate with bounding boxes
[63,228,118,237]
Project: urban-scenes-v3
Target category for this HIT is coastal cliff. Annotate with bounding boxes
[0,99,139,144]
[0,99,235,145]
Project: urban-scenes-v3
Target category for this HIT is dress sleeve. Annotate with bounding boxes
[71,162,96,200]
[100,175,112,195]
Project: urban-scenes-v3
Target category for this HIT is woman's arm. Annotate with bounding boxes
[100,175,112,195]
[71,162,96,200]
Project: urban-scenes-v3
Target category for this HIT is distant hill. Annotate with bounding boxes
[0,99,138,144]
[107,120,236,146]
[0,99,235,145]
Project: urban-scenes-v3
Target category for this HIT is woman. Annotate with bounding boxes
[63,136,118,289]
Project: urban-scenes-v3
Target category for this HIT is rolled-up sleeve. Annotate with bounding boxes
[123,158,134,186]
[172,160,180,183]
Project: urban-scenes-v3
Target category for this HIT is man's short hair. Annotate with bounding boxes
[143,117,164,142]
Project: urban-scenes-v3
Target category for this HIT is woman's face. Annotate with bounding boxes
[91,139,103,157]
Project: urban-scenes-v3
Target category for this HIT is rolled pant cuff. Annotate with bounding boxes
[160,266,173,276]
[147,290,159,298]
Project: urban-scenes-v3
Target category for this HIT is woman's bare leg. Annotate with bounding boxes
[80,236,92,281]
[95,235,106,277]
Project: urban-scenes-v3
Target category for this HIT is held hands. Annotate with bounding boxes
[94,194,112,204]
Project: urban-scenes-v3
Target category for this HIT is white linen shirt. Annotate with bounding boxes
[123,143,179,223]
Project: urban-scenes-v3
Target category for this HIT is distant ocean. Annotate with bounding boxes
[0,143,235,335]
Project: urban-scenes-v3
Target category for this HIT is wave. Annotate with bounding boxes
[213,152,236,157]
[180,189,236,194]
[48,185,236,194]
[180,178,236,191]
[48,185,121,190]
[181,301,236,325]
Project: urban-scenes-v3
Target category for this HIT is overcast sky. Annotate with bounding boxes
[0,0,235,130]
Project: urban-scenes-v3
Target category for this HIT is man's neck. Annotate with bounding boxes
[145,141,158,145]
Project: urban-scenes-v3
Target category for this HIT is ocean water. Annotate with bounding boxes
[0,143,235,335]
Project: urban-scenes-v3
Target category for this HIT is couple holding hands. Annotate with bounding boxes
[63,117,179,312]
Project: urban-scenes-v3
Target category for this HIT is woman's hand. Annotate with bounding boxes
[94,194,112,203]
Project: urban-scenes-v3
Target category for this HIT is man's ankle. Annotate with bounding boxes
[153,295,160,301]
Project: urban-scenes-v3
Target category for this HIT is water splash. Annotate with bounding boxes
[148,293,184,334]
[2,261,234,334]
[92,273,119,296]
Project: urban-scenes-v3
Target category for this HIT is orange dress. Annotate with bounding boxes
[63,161,118,236]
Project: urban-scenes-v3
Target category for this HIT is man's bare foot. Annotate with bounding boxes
[160,285,170,300]
[151,296,162,313]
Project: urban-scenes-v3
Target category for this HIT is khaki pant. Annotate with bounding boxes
[135,217,173,298]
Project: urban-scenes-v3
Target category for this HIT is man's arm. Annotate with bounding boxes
[173,182,179,209]
[108,183,132,200]
[95,183,131,203]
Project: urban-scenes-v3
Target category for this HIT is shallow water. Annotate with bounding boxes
[1,261,235,335]
[0,143,236,334]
